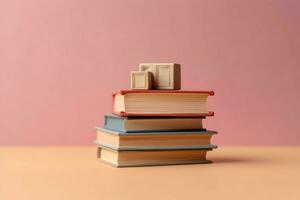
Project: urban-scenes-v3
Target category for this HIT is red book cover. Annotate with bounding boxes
[113,90,215,96]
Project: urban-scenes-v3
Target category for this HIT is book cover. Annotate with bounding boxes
[96,127,217,136]
[95,143,217,151]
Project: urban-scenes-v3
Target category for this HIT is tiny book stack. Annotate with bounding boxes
[95,63,217,167]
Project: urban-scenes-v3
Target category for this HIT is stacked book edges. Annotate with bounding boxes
[96,90,216,167]
[96,127,217,167]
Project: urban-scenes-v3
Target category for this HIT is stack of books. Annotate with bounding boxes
[95,63,217,167]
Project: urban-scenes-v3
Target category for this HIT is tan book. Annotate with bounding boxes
[113,90,214,117]
[97,146,212,167]
[139,63,181,89]
[95,127,217,150]
[130,71,152,90]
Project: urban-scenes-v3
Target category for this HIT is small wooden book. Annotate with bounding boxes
[139,63,181,90]
[131,71,152,90]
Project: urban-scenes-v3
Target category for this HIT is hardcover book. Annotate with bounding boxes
[113,90,214,117]
[95,127,217,150]
[97,146,212,167]
[103,113,205,132]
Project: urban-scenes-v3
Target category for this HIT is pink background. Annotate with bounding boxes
[1,0,300,145]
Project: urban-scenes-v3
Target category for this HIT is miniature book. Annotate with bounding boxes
[139,63,181,90]
[131,71,152,90]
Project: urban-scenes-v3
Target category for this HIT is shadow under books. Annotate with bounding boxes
[212,156,266,164]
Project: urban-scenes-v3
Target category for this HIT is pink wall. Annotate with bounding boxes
[1,0,300,145]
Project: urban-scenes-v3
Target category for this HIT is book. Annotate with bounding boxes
[139,63,181,89]
[103,113,205,132]
[130,71,152,90]
[97,146,212,167]
[95,127,217,150]
[113,90,214,117]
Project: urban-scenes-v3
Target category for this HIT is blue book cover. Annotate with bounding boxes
[96,127,217,136]
[103,113,206,133]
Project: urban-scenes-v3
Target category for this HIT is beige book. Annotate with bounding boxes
[139,63,181,90]
[113,90,214,117]
[95,127,217,150]
[97,146,211,167]
[131,71,152,90]
[120,117,203,131]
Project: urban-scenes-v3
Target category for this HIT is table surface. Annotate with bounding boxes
[1,146,299,200]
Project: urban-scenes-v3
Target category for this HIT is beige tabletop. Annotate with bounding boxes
[0,146,299,200]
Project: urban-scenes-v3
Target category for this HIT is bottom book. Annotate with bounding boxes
[97,146,212,167]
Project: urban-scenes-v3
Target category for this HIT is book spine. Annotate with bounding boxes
[103,115,127,132]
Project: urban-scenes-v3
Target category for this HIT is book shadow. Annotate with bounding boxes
[212,156,263,164]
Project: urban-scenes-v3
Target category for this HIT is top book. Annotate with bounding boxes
[113,90,214,117]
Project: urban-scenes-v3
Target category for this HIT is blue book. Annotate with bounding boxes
[103,113,205,133]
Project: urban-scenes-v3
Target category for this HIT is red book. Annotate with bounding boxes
[112,90,214,117]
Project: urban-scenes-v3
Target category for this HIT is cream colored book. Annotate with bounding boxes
[97,146,212,167]
[139,63,181,89]
[113,90,214,117]
[95,127,217,150]
[130,71,152,90]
